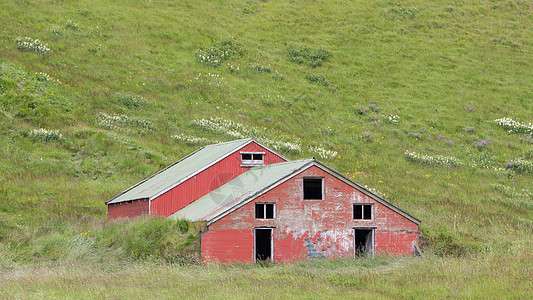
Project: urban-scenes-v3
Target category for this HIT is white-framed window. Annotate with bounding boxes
[241,152,265,166]
[255,203,275,219]
[303,177,324,200]
[353,204,373,220]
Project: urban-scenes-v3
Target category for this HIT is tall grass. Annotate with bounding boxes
[1,216,200,266]
[0,251,531,298]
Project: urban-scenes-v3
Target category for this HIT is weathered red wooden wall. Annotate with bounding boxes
[107,199,149,219]
[150,142,286,217]
[202,165,419,263]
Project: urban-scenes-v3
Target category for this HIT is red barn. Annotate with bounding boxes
[107,139,421,262]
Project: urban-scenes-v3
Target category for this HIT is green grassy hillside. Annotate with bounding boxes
[0,0,532,297]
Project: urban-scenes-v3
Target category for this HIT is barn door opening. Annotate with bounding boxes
[255,228,272,262]
[354,229,374,257]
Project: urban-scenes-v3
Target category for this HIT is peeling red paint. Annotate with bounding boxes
[203,165,419,263]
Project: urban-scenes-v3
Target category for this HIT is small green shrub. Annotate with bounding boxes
[250,64,271,73]
[306,73,329,86]
[228,65,240,74]
[50,26,65,38]
[357,106,368,115]
[29,128,63,143]
[196,40,243,67]
[78,10,93,17]
[286,44,330,67]
[66,20,79,31]
[112,92,149,109]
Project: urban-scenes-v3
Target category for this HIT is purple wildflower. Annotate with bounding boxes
[474,140,491,149]
[264,117,271,121]
[436,134,445,140]
[369,103,380,112]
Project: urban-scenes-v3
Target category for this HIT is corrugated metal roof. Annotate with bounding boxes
[169,159,314,222]
[106,138,255,204]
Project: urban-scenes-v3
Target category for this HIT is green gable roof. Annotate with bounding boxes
[169,159,314,223]
[106,138,255,204]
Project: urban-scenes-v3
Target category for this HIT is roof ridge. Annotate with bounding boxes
[204,138,253,147]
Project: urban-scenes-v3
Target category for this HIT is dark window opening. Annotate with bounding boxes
[255,228,272,261]
[127,200,133,204]
[255,203,275,219]
[364,205,372,219]
[241,153,264,166]
[265,204,274,219]
[303,178,323,200]
[354,229,373,257]
[353,204,372,220]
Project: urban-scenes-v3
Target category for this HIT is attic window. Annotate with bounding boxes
[255,203,275,219]
[241,152,264,166]
[354,204,372,220]
[303,178,323,200]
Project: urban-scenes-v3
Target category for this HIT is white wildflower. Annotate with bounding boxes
[405,150,462,167]
[494,117,533,134]
[309,146,338,159]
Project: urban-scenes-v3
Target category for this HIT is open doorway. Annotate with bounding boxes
[354,229,374,257]
[255,228,272,262]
